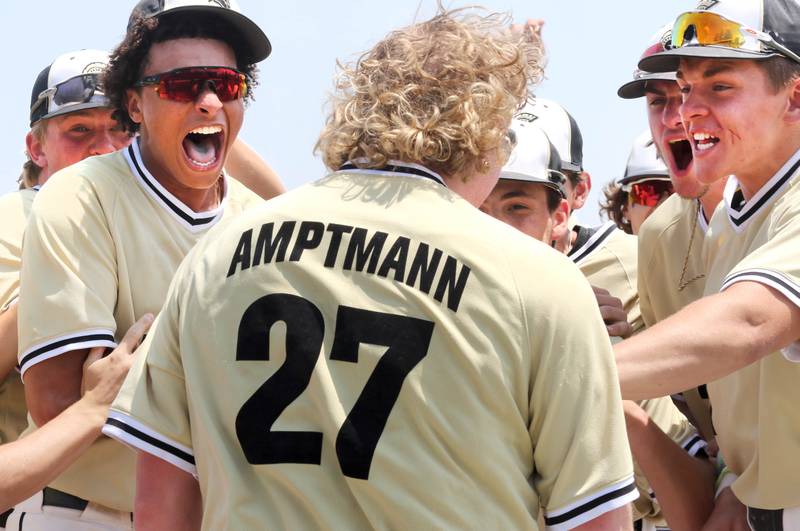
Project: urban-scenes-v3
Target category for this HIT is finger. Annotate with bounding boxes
[607,321,633,339]
[598,305,627,323]
[83,346,105,368]
[591,286,610,295]
[118,313,155,353]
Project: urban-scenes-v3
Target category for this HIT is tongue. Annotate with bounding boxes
[183,134,217,165]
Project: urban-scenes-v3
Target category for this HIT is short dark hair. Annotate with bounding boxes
[104,12,259,133]
[545,187,562,213]
[758,55,800,93]
[562,169,582,188]
[600,182,632,234]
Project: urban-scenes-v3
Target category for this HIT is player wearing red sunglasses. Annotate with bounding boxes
[10,1,270,530]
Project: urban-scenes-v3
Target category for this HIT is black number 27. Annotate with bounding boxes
[235,294,434,480]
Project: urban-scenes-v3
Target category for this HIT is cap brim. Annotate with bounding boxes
[32,100,110,126]
[639,45,777,73]
[499,172,566,197]
[618,173,671,186]
[617,73,677,99]
[159,6,271,64]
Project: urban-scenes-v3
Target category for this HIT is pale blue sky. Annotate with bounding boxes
[0,0,694,226]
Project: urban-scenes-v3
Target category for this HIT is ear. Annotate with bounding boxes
[25,129,48,171]
[784,77,800,124]
[126,88,144,126]
[550,198,571,244]
[571,171,592,210]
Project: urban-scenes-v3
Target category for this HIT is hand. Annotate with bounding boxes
[81,314,154,408]
[593,286,633,339]
[702,487,748,531]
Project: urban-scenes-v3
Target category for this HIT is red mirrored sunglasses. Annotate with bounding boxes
[628,180,673,207]
[135,66,247,103]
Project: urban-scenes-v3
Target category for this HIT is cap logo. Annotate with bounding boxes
[517,112,538,123]
[82,62,106,75]
[208,0,230,7]
[696,0,719,10]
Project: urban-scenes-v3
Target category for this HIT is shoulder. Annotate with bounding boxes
[36,151,129,206]
[225,175,264,212]
[639,194,695,242]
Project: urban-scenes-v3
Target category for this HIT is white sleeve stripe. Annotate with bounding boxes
[721,269,800,308]
[106,410,195,456]
[102,423,198,479]
[19,328,117,377]
[544,476,637,529]
[680,433,708,457]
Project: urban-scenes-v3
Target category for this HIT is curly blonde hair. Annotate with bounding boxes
[315,7,544,178]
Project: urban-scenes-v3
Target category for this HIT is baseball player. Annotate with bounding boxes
[482,117,713,531]
[617,0,800,527]
[104,9,637,530]
[9,2,269,529]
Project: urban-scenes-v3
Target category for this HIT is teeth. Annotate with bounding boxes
[189,125,222,135]
[189,156,217,167]
[696,142,715,151]
[669,138,688,144]
[693,132,713,141]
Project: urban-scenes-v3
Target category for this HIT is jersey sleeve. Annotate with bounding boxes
[719,204,800,362]
[0,192,31,309]
[523,256,637,530]
[102,252,195,477]
[17,174,118,376]
[636,226,657,329]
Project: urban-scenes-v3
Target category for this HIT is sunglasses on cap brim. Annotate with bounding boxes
[30,73,106,122]
[624,179,674,207]
[671,11,800,65]
[135,66,247,103]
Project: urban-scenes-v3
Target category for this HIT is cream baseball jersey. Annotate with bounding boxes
[0,188,37,444]
[636,194,714,442]
[106,165,637,530]
[703,149,800,509]
[17,139,261,511]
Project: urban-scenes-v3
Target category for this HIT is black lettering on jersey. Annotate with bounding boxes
[323,224,354,268]
[377,236,410,281]
[405,243,442,294]
[434,256,471,312]
[253,221,296,266]
[227,228,253,277]
[343,228,388,274]
[290,221,325,262]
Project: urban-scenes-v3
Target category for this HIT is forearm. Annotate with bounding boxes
[0,398,104,512]
[615,283,800,400]
[225,139,285,200]
[625,403,715,531]
[0,303,17,380]
[135,452,202,531]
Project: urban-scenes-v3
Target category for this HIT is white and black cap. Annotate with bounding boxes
[129,0,271,64]
[500,115,568,198]
[619,130,671,186]
[640,0,800,73]
[29,49,110,127]
[519,98,584,173]
[618,24,678,99]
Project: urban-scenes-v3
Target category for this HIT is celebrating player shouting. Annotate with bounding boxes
[106,8,637,530]
[10,1,269,529]
[616,0,800,526]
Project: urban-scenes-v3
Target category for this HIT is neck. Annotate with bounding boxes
[138,140,222,212]
[737,141,800,200]
[698,182,724,220]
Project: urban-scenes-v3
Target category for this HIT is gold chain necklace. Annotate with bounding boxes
[678,199,706,292]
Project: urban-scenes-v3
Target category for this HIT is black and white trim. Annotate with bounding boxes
[679,431,708,457]
[103,410,197,478]
[568,221,617,266]
[698,199,710,234]
[544,475,638,530]
[724,148,800,233]
[722,268,800,363]
[336,160,448,188]
[19,328,116,377]
[124,140,228,233]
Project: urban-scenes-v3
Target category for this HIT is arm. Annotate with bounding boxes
[615,281,800,400]
[573,505,632,530]
[135,453,201,531]
[0,315,151,512]
[25,349,88,426]
[623,401,715,531]
[702,487,748,531]
[0,303,17,380]
[225,139,286,200]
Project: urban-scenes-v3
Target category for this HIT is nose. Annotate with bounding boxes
[663,96,684,130]
[195,82,224,115]
[679,88,708,126]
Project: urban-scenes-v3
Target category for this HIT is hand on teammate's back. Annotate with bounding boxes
[592,286,633,339]
[81,314,154,410]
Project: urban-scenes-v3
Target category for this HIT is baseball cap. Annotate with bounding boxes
[518,98,584,173]
[128,0,271,64]
[619,131,671,186]
[500,116,568,198]
[639,0,800,73]
[617,24,678,99]
[29,49,110,127]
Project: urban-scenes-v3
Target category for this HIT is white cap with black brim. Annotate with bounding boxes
[501,117,568,198]
[618,24,678,99]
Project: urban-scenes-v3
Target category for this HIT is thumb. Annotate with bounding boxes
[83,346,106,368]
[118,313,155,354]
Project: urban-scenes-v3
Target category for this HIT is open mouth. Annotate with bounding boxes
[692,132,720,153]
[668,138,693,171]
[182,125,223,170]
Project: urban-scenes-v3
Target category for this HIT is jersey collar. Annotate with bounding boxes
[724,147,800,233]
[697,199,710,234]
[124,139,228,233]
[567,221,617,265]
[336,160,448,187]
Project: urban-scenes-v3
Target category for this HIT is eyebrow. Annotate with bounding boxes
[677,61,737,79]
[500,189,533,200]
